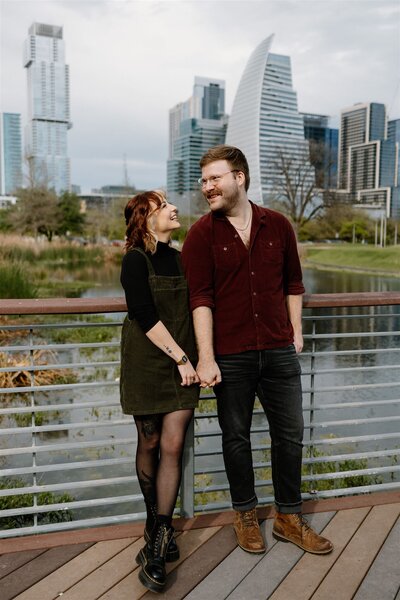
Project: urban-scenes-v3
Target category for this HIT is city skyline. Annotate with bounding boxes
[1,0,399,193]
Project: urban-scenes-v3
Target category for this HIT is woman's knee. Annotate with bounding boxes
[160,434,185,459]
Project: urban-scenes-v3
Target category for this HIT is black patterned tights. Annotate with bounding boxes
[134,409,193,531]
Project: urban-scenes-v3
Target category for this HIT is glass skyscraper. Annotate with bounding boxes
[0,112,22,195]
[338,103,399,217]
[167,77,226,197]
[24,23,71,193]
[225,35,314,205]
[301,113,338,189]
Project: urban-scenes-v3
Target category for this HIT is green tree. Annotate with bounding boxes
[10,187,60,241]
[57,191,86,236]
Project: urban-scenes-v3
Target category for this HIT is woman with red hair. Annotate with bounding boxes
[120,190,199,593]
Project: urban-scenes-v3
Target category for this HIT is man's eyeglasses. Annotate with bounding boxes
[197,170,238,188]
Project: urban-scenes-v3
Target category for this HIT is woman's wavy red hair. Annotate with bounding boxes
[124,190,165,254]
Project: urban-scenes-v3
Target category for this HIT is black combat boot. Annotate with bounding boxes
[145,504,179,562]
[136,521,173,593]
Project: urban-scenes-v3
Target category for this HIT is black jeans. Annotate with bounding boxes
[214,346,304,514]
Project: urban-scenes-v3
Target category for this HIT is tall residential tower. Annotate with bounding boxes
[24,23,72,193]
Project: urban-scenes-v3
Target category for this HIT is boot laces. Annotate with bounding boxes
[294,514,312,534]
[242,510,257,527]
[153,523,169,555]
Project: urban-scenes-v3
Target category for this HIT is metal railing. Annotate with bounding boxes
[0,292,399,538]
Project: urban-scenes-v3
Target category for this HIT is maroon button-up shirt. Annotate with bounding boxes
[181,202,305,356]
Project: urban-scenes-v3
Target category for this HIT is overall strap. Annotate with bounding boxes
[130,247,156,276]
[174,250,184,276]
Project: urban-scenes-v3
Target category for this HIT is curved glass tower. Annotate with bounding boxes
[226,35,312,205]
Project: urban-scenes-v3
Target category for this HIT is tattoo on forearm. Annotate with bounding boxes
[164,345,173,355]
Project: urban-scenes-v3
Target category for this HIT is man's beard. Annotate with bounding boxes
[206,187,240,215]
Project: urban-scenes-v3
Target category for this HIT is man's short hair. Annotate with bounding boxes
[199,145,250,191]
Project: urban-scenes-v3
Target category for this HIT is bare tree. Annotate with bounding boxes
[268,143,323,232]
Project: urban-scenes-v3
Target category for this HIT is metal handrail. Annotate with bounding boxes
[1,292,399,538]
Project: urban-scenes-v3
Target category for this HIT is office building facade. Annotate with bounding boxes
[338,103,399,217]
[0,113,22,195]
[225,35,314,205]
[302,113,338,189]
[167,77,226,200]
[24,23,71,193]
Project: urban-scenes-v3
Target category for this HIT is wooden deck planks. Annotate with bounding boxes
[0,548,47,579]
[185,519,276,600]
[147,525,237,600]
[269,506,370,600]
[97,526,221,600]
[1,542,93,600]
[353,516,400,600]
[311,503,400,600]
[226,512,335,600]
[13,537,136,600]
[58,539,142,600]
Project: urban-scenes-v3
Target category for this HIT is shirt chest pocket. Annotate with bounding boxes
[260,241,284,265]
[212,243,239,271]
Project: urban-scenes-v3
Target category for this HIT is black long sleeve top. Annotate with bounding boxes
[120,242,180,332]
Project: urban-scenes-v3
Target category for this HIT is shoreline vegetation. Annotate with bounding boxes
[0,234,123,299]
[1,234,400,300]
[300,244,400,278]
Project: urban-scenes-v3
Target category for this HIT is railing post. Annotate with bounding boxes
[29,326,38,531]
[309,318,316,493]
[180,414,195,518]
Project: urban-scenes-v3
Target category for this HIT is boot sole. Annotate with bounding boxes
[272,530,333,554]
[136,550,166,593]
[138,568,165,594]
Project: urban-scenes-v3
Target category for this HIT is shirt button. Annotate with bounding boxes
[253,292,257,296]
[255,313,258,317]
[234,234,238,238]
[223,247,227,251]
[251,271,255,275]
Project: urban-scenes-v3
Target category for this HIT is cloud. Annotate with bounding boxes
[1,0,399,191]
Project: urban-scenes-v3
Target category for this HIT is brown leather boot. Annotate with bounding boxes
[273,513,333,554]
[233,508,266,554]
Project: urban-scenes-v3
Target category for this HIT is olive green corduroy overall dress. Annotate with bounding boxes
[120,248,199,415]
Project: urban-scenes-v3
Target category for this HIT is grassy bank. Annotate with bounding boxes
[301,244,400,276]
[0,234,122,298]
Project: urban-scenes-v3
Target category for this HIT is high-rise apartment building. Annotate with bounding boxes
[225,35,314,205]
[167,77,226,199]
[0,113,22,195]
[24,23,71,193]
[338,103,398,217]
[301,113,338,189]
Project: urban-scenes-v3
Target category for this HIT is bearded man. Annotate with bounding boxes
[181,145,333,556]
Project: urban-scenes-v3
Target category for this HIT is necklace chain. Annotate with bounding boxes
[230,211,252,232]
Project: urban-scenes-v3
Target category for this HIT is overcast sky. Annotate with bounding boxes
[1,0,399,192]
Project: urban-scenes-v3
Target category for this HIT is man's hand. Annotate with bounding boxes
[196,359,222,388]
[293,331,304,354]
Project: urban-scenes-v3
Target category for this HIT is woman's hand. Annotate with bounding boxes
[177,360,200,386]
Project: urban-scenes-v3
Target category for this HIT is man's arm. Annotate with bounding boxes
[286,294,304,353]
[192,306,221,388]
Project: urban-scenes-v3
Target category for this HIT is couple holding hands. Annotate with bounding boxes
[120,145,332,594]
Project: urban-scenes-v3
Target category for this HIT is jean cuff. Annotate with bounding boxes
[275,500,302,514]
[232,495,258,512]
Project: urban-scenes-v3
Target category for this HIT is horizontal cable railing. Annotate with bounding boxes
[0,292,399,538]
